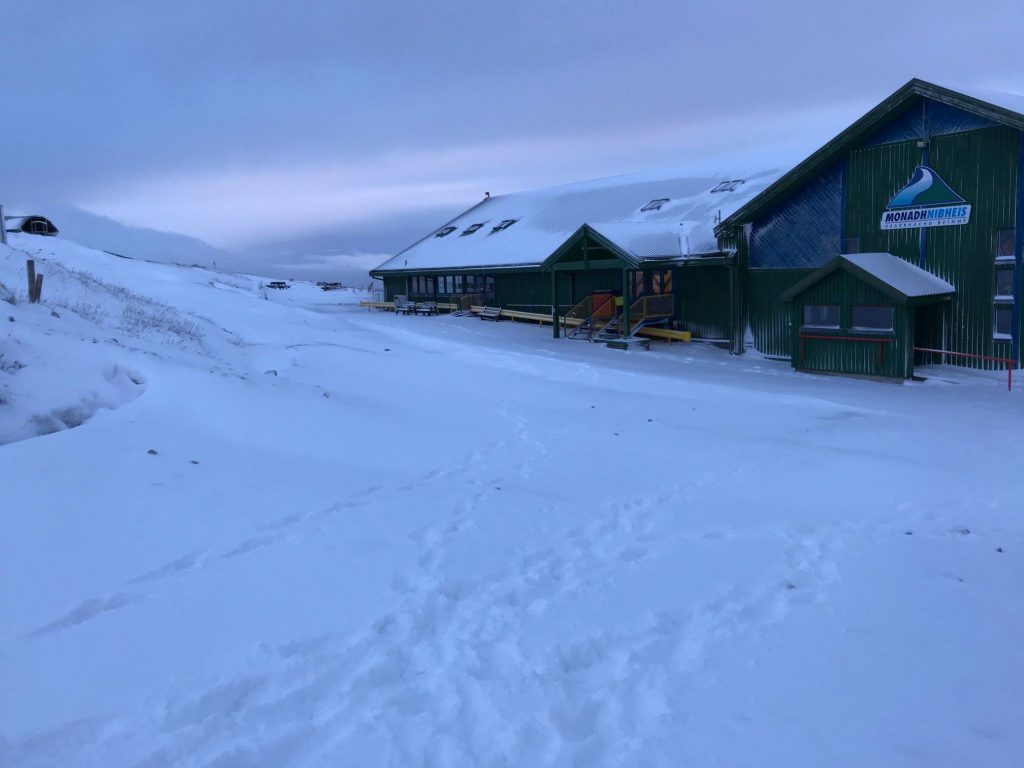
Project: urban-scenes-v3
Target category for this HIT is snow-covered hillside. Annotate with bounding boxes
[1,234,1022,767]
[20,204,231,269]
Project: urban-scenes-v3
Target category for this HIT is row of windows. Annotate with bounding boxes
[993,228,1016,339]
[434,220,518,238]
[805,301,1015,338]
[638,182,745,213]
[408,275,496,296]
[434,183,752,239]
[803,304,894,332]
[845,229,1017,340]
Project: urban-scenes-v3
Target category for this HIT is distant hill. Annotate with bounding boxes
[17,205,382,286]
[34,204,230,268]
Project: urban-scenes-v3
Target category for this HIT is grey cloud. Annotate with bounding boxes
[2,0,1021,274]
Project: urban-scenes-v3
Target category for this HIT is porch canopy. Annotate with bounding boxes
[780,252,955,304]
[540,222,732,337]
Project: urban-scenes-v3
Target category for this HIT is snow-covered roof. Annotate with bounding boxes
[953,85,1024,119]
[372,168,782,273]
[782,252,955,303]
[842,252,955,298]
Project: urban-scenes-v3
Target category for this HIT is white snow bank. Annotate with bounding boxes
[0,234,1021,768]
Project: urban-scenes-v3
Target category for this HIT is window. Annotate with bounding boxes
[485,275,495,296]
[995,266,1014,299]
[711,180,744,193]
[434,226,457,238]
[850,305,894,331]
[464,275,478,293]
[994,305,1013,338]
[630,271,645,297]
[460,223,485,236]
[993,233,1016,338]
[803,305,840,329]
[845,237,861,254]
[412,276,436,294]
[996,229,1016,261]
[640,198,669,212]
[652,269,672,295]
[490,219,518,234]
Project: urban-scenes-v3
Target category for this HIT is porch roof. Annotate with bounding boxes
[780,252,956,304]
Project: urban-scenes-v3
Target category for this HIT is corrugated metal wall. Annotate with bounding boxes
[676,266,730,339]
[748,269,814,356]
[928,126,1019,368]
[861,97,999,147]
[749,162,843,269]
[846,125,1019,369]
[492,269,624,312]
[845,139,921,263]
[791,270,909,378]
[383,276,404,300]
[495,271,550,312]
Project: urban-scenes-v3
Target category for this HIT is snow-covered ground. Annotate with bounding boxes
[1,234,1022,767]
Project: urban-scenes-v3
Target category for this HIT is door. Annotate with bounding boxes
[913,303,946,368]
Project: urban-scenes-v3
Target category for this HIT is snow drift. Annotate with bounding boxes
[1,232,1022,768]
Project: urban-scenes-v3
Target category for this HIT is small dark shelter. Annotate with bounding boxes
[781,252,955,378]
[4,215,59,236]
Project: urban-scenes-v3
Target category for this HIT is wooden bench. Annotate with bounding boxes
[414,302,438,316]
[395,301,416,315]
[479,306,502,321]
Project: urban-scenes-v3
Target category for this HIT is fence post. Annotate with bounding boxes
[0,204,6,245]
[34,274,43,303]
[26,260,36,302]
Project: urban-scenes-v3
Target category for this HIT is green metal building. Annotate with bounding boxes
[718,79,1024,377]
[370,169,784,344]
[372,79,1024,380]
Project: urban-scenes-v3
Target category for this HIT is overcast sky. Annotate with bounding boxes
[3,0,1022,277]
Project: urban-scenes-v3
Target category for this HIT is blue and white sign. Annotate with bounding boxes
[880,165,971,230]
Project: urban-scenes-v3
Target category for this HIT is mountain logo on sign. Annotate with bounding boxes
[880,165,970,230]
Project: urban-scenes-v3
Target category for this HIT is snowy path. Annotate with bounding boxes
[2,240,1023,767]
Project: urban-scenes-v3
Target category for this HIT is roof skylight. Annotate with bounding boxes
[434,226,457,238]
[711,180,744,193]
[641,198,670,212]
[460,223,485,236]
[490,219,518,234]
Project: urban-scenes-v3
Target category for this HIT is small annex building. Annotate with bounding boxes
[780,253,954,378]
[4,215,59,236]
[372,78,1024,381]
